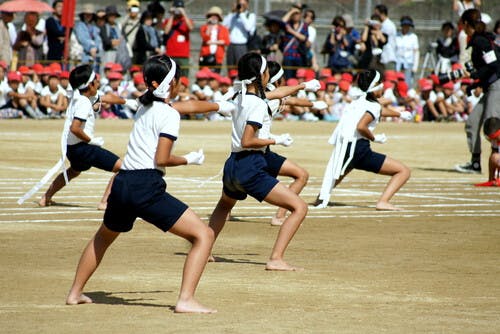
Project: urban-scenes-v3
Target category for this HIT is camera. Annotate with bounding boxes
[438,61,474,84]
[173,0,184,7]
[367,19,380,27]
[292,3,307,10]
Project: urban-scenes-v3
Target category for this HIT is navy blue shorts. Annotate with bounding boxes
[103,169,188,233]
[345,139,386,173]
[264,147,286,178]
[66,143,119,172]
[222,151,279,202]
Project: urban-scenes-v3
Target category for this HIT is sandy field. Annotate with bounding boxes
[0,119,499,333]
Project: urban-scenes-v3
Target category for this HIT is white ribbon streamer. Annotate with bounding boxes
[153,59,177,99]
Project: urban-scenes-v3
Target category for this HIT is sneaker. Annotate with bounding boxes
[454,161,481,174]
[301,112,319,122]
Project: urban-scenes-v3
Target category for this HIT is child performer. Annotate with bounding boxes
[316,70,411,210]
[208,53,308,271]
[66,56,216,314]
[38,65,122,209]
[265,61,323,226]
[475,117,500,186]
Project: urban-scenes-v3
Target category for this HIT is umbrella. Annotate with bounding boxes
[263,9,287,23]
[0,0,53,13]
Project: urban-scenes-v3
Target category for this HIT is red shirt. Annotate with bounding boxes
[199,24,230,64]
[163,17,192,58]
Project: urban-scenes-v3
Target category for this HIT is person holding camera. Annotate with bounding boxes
[321,16,351,74]
[455,9,500,174]
[163,0,193,77]
[199,7,230,73]
[223,0,257,69]
[357,14,387,72]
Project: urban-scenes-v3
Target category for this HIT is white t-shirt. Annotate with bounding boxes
[122,101,180,174]
[467,90,483,109]
[40,85,66,102]
[223,11,256,44]
[427,90,438,103]
[380,18,397,64]
[335,97,381,141]
[66,92,96,146]
[0,79,9,107]
[395,32,419,68]
[231,93,269,153]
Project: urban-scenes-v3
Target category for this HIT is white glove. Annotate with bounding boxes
[124,99,139,111]
[311,100,328,110]
[303,79,321,92]
[183,149,205,165]
[273,133,294,147]
[399,111,413,121]
[88,136,104,147]
[373,133,387,144]
[215,101,235,117]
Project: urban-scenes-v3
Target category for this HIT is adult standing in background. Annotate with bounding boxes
[0,11,14,66]
[304,8,319,72]
[280,5,309,79]
[199,6,230,73]
[100,6,122,66]
[20,12,45,63]
[223,0,256,69]
[395,16,419,88]
[74,4,102,69]
[133,11,161,65]
[120,0,141,60]
[163,0,193,77]
[455,9,500,174]
[453,0,481,17]
[46,0,65,62]
[374,4,397,70]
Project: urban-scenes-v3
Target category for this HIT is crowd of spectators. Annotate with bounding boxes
[0,0,498,123]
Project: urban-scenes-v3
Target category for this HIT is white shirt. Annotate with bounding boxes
[66,92,96,145]
[380,18,397,64]
[335,97,381,141]
[223,11,256,44]
[0,79,9,107]
[40,85,66,102]
[231,93,269,153]
[122,101,180,174]
[467,90,483,108]
[395,32,419,69]
[427,90,438,103]
[7,22,16,46]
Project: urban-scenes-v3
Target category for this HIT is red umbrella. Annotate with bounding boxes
[0,0,53,13]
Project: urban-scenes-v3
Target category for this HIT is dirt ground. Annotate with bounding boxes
[0,119,499,333]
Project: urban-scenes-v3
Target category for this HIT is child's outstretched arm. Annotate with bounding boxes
[172,100,234,116]
[266,80,320,100]
[155,137,204,167]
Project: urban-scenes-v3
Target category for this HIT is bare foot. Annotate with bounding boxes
[270,216,285,226]
[38,195,55,207]
[265,259,304,271]
[66,293,93,305]
[375,202,403,211]
[207,254,216,262]
[175,299,217,314]
[97,202,107,211]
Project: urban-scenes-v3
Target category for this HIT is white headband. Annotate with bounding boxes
[153,59,177,99]
[366,71,383,93]
[269,67,284,85]
[78,71,96,90]
[238,56,268,104]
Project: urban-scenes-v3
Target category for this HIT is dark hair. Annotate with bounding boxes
[237,52,267,99]
[495,20,500,33]
[370,14,381,22]
[52,0,63,9]
[140,10,153,24]
[483,118,500,137]
[357,70,379,101]
[461,9,486,34]
[69,64,94,92]
[441,21,455,31]
[267,61,282,79]
[147,0,165,15]
[139,55,180,105]
[332,15,345,27]
[375,4,388,16]
[304,9,315,21]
